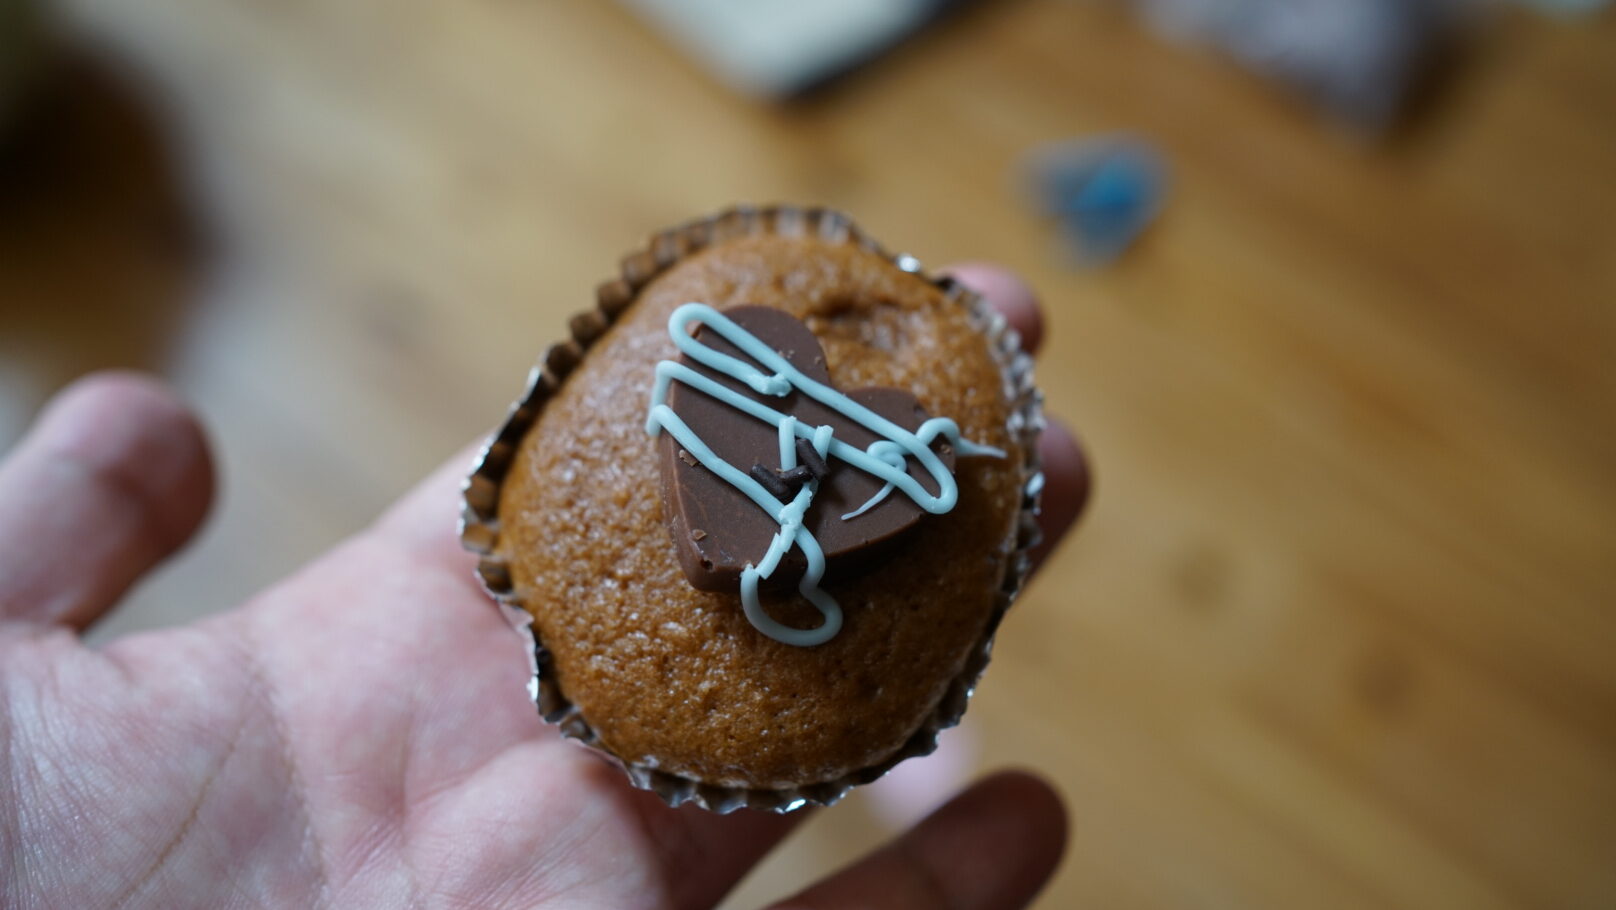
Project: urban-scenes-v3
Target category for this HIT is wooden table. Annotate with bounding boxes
[4,1,1614,906]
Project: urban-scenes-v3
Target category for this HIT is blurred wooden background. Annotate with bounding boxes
[3,0,1614,906]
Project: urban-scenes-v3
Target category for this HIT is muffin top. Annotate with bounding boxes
[494,233,1026,788]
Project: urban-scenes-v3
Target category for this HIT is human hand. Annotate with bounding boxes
[0,265,1089,910]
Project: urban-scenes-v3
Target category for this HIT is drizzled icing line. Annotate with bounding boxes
[646,303,1004,647]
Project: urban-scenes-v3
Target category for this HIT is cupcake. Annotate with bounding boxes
[461,205,1042,812]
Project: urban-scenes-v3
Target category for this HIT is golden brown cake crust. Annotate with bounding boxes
[495,234,1025,788]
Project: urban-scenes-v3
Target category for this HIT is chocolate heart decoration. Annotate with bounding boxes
[658,305,956,592]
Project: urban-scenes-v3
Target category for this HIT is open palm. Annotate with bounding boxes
[0,266,1087,910]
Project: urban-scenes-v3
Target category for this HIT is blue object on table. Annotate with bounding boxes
[1024,136,1168,266]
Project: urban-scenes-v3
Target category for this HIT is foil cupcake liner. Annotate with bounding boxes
[460,204,1045,813]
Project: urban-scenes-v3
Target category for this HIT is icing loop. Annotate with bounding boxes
[647,302,1003,647]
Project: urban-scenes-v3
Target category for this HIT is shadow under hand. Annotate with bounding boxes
[0,48,203,435]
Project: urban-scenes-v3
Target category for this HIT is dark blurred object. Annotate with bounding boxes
[1023,135,1168,266]
[1136,0,1473,131]
[618,0,968,97]
[0,0,46,128]
[0,50,202,398]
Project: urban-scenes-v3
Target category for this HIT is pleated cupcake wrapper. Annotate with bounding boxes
[460,204,1045,813]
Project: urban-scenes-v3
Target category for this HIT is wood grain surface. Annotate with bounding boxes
[4,1,1614,907]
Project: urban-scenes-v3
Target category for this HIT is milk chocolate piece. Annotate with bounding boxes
[658,305,955,592]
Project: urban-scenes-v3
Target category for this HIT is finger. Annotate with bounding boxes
[0,372,214,628]
[770,770,1068,910]
[1033,418,1090,570]
[942,264,1092,553]
[944,262,1044,355]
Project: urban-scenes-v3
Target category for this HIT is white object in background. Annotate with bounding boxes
[617,0,950,97]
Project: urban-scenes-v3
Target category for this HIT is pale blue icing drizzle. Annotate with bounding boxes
[646,302,1004,647]
[839,443,906,521]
